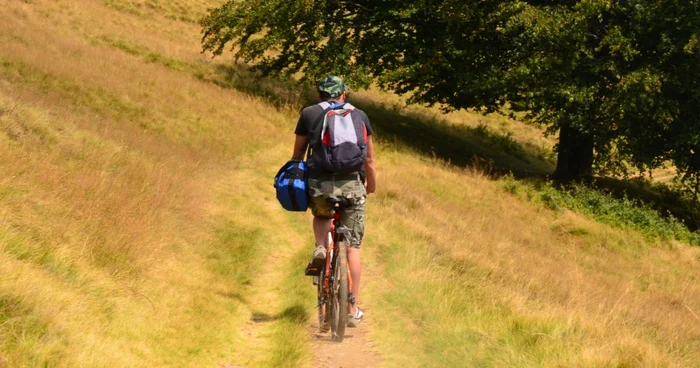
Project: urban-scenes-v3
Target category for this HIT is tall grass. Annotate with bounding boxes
[2,0,700,367]
[0,0,300,365]
[364,153,700,367]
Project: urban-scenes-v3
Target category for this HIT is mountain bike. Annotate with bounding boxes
[305,197,354,342]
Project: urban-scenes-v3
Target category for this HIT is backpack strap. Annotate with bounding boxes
[304,102,346,159]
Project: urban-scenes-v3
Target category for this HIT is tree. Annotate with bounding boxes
[200,0,700,190]
[501,1,700,184]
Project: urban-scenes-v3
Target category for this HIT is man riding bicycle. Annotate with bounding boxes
[291,76,376,327]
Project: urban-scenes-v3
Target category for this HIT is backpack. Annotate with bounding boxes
[273,160,309,211]
[309,102,368,174]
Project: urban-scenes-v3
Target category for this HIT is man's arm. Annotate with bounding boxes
[292,135,307,160]
[364,136,377,194]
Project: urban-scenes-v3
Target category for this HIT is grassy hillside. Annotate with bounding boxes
[1,1,699,367]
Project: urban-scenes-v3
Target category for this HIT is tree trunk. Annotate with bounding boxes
[553,124,594,182]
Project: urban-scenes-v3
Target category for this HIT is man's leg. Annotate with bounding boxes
[313,216,332,247]
[308,187,332,265]
[343,186,365,317]
[347,247,361,315]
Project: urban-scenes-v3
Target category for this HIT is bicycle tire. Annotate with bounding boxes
[318,266,330,332]
[330,240,349,342]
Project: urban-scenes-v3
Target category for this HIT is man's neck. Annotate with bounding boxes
[320,96,345,104]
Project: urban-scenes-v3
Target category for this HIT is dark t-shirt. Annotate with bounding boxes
[294,102,373,137]
[294,102,373,178]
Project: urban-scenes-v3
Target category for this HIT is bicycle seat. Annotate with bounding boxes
[327,197,351,209]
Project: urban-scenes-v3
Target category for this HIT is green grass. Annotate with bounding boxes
[0,57,150,125]
[0,293,67,367]
[499,174,700,245]
[263,247,314,368]
[207,223,264,286]
[94,35,197,73]
[367,230,590,367]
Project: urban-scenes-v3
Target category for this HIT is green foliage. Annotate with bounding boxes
[199,0,373,87]
[506,0,700,185]
[503,178,700,245]
[501,173,521,195]
[200,0,700,192]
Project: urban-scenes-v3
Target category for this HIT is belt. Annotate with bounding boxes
[310,172,361,181]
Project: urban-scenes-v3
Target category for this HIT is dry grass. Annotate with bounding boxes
[1,0,304,365]
[364,152,700,367]
[1,0,699,367]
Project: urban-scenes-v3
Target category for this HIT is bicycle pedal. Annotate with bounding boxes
[305,266,320,276]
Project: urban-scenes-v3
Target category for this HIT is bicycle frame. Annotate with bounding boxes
[321,213,354,305]
[316,199,355,341]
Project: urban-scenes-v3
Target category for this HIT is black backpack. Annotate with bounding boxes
[308,102,368,174]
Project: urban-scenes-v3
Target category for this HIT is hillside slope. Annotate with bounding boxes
[1,1,699,367]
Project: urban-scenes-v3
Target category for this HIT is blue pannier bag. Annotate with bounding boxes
[274,160,309,211]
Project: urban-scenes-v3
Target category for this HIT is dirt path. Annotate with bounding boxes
[308,258,382,368]
[310,322,381,368]
[308,234,383,367]
[216,168,382,367]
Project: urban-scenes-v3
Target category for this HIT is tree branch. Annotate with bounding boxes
[338,1,373,13]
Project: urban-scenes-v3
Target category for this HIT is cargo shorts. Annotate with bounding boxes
[308,173,367,248]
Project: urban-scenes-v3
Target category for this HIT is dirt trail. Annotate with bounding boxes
[310,322,381,368]
[308,235,383,367]
[308,259,382,368]
[215,168,382,367]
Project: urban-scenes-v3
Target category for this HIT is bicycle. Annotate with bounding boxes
[305,197,355,342]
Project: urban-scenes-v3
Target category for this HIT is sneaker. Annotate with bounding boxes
[310,245,326,268]
[347,307,363,328]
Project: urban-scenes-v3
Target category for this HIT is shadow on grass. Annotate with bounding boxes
[215,290,245,302]
[102,36,552,177]
[194,63,311,110]
[194,63,700,233]
[251,305,308,324]
[351,96,554,178]
[195,62,554,178]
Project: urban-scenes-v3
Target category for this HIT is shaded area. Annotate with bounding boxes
[194,62,700,237]
[214,291,245,302]
[195,62,554,178]
[351,96,554,178]
[97,34,553,177]
[193,63,310,110]
[251,305,308,324]
[594,177,700,232]
[313,332,355,342]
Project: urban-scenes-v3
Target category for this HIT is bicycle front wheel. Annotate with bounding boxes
[330,240,348,342]
[318,266,330,332]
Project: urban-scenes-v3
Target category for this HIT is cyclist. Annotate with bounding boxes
[291,76,376,327]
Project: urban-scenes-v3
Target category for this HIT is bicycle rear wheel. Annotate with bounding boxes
[330,240,348,342]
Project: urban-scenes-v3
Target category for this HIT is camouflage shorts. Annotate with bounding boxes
[308,173,367,248]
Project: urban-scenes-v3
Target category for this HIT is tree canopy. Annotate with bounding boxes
[201,0,700,198]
